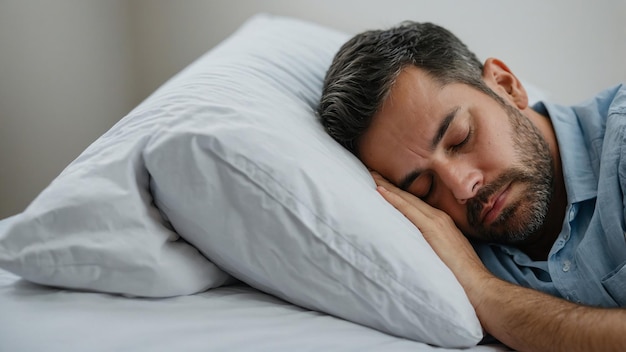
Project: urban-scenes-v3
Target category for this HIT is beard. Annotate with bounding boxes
[466,102,554,245]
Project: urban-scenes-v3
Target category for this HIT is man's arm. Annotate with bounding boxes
[470,272,626,352]
[372,173,626,352]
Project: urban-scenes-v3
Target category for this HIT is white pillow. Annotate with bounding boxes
[0,53,232,296]
[145,15,481,347]
[0,14,482,347]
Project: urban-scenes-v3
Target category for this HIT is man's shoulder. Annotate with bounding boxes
[542,84,625,125]
[608,83,626,116]
[549,84,626,146]
[569,84,623,121]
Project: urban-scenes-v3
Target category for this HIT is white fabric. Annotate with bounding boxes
[0,268,509,352]
[0,14,484,347]
[0,111,230,297]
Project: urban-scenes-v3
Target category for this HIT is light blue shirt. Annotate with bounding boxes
[474,84,626,307]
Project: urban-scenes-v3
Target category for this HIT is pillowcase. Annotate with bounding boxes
[0,14,483,347]
[0,48,234,296]
[144,14,482,347]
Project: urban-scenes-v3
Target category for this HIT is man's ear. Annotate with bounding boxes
[482,58,528,109]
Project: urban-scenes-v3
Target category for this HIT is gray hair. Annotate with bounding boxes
[318,21,500,156]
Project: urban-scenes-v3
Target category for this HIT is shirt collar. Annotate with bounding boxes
[532,101,597,205]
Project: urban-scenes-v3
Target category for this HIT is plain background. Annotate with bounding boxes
[1,0,625,219]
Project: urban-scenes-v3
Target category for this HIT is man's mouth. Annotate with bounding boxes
[479,183,512,226]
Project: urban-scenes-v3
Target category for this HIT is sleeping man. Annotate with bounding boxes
[318,21,625,352]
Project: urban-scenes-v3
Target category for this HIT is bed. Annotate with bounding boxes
[0,14,523,351]
[0,268,512,351]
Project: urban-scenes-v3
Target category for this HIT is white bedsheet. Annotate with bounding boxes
[0,268,510,351]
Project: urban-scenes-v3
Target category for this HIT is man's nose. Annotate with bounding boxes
[435,160,482,203]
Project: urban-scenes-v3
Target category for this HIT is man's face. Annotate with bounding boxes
[358,66,554,245]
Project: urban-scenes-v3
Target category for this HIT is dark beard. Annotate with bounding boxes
[466,103,554,245]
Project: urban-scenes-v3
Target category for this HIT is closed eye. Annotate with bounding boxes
[452,125,473,151]
[421,175,434,200]
[411,173,434,200]
[399,171,434,200]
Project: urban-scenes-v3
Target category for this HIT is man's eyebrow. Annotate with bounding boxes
[398,106,460,192]
[431,106,460,150]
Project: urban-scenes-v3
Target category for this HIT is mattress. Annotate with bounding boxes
[0,268,509,352]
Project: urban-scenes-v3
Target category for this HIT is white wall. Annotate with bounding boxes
[131,0,626,105]
[1,0,625,218]
[0,0,135,218]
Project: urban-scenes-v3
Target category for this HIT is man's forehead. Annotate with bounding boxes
[359,68,470,184]
[372,68,460,145]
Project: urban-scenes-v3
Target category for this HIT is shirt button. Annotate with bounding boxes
[562,260,571,272]
[563,232,570,241]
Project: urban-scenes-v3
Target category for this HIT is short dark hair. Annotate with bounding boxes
[318,21,498,156]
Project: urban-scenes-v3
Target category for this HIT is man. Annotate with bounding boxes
[318,21,626,351]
